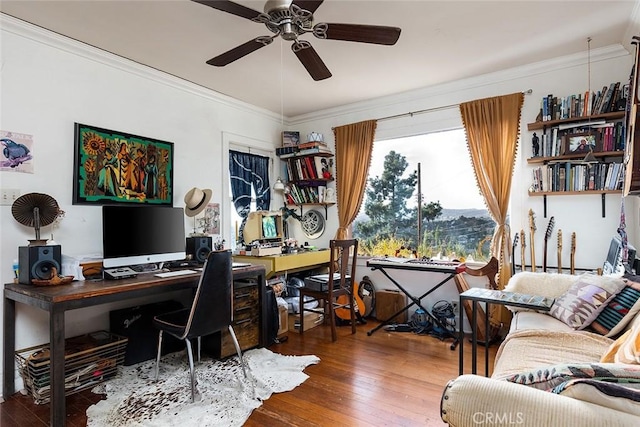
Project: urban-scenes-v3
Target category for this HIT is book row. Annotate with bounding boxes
[285,155,334,181]
[531,162,624,193]
[286,184,327,204]
[276,140,332,155]
[532,122,625,158]
[539,81,627,121]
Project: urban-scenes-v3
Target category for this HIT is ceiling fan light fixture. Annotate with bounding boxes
[196,0,401,79]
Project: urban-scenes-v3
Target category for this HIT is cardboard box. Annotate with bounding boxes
[375,289,408,323]
[289,311,324,333]
[277,304,288,338]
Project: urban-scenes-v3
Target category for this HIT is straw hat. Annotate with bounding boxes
[184,187,212,217]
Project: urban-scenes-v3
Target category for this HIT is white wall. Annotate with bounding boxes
[0,17,291,393]
[2,16,639,395]
[293,44,639,270]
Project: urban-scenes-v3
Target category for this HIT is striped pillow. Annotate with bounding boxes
[591,277,640,337]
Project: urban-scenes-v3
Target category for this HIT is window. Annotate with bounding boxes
[353,128,495,261]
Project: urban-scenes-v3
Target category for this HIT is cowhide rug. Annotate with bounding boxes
[86,348,319,426]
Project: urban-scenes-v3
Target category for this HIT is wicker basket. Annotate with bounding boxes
[15,330,127,404]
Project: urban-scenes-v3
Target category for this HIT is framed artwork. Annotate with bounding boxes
[281,131,300,147]
[73,123,174,205]
[563,132,599,155]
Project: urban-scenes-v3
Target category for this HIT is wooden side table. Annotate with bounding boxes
[458,288,555,376]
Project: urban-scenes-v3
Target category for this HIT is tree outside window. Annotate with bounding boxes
[353,129,496,261]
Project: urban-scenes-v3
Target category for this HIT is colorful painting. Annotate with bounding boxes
[73,123,174,205]
[1,130,34,173]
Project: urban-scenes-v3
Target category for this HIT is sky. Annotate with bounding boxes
[368,129,486,210]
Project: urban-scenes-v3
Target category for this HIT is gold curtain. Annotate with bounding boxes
[333,120,377,239]
[459,92,524,298]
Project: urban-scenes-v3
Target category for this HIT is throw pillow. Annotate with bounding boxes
[504,362,640,391]
[601,320,640,364]
[551,378,640,416]
[591,275,640,337]
[549,273,626,330]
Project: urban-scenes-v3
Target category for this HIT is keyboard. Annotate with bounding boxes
[367,258,465,273]
[154,269,198,278]
[232,262,251,269]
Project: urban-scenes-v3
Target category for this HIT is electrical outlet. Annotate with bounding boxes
[1,189,20,206]
[451,300,459,314]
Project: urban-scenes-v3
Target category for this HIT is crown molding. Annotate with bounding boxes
[288,44,630,126]
[0,13,286,125]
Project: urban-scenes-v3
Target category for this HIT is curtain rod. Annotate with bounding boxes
[376,89,533,123]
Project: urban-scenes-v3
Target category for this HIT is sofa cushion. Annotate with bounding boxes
[549,273,626,330]
[504,272,577,302]
[504,362,640,391]
[601,320,640,364]
[591,276,640,337]
[493,329,613,380]
[509,311,574,334]
[551,378,640,416]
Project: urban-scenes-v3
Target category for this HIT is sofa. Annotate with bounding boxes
[441,271,640,426]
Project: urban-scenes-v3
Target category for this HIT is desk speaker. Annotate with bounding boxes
[186,236,212,264]
[18,245,62,284]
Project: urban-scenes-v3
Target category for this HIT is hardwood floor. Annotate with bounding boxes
[1,320,497,426]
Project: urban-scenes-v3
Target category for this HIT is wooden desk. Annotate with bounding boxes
[233,249,331,278]
[3,264,266,427]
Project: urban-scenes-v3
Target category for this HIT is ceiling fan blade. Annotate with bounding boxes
[191,0,262,21]
[292,40,331,81]
[315,23,401,45]
[206,38,272,66]
[291,0,324,14]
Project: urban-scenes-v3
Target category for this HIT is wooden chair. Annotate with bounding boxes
[152,250,245,402]
[299,239,358,342]
[453,257,500,343]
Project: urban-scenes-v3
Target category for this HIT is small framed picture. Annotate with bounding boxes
[281,131,300,147]
[563,132,599,155]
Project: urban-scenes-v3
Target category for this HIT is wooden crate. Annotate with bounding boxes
[375,289,408,323]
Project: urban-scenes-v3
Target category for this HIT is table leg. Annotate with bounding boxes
[3,295,16,398]
[471,301,477,375]
[458,295,464,375]
[485,302,490,376]
[50,307,66,427]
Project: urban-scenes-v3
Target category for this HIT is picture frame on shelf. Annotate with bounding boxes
[563,132,599,155]
[282,131,300,147]
[73,122,174,205]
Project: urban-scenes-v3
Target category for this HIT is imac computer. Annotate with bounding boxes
[102,205,187,278]
[603,235,637,276]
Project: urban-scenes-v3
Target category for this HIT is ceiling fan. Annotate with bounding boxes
[192,0,401,81]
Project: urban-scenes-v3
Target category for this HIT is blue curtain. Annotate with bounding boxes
[229,150,271,244]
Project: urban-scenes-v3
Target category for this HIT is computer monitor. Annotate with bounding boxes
[603,235,637,275]
[102,205,186,268]
[242,211,284,244]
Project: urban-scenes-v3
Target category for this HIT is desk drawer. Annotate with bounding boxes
[206,281,260,358]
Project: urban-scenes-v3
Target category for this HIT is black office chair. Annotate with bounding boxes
[153,250,245,402]
[299,239,358,342]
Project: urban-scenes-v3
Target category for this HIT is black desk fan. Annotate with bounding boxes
[11,192,60,246]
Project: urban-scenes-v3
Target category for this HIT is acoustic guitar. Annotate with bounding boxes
[335,281,367,323]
